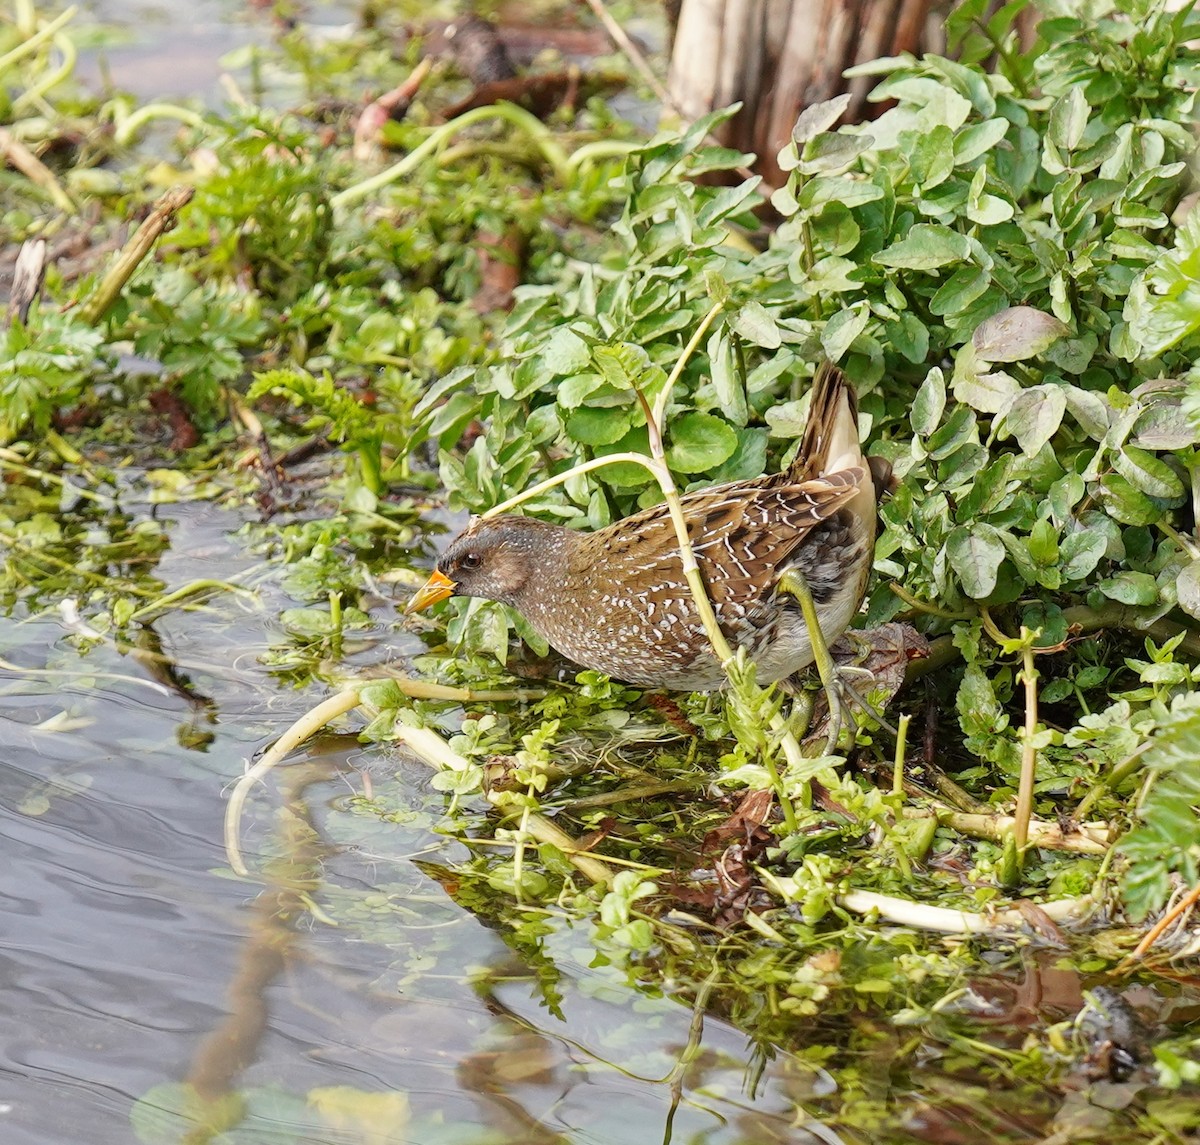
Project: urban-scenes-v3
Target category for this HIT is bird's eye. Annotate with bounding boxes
[459,551,482,570]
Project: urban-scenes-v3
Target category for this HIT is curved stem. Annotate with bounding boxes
[12,30,77,111]
[652,301,724,431]
[112,103,206,146]
[483,451,659,517]
[0,5,76,74]
[889,582,975,620]
[225,688,364,876]
[332,103,571,211]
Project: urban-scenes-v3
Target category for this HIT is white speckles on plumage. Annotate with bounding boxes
[418,363,882,691]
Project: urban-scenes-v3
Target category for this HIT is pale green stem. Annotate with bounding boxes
[652,301,725,431]
[565,140,644,172]
[127,579,253,623]
[484,452,655,517]
[12,30,76,111]
[1158,519,1200,561]
[893,713,910,797]
[332,103,571,211]
[1014,634,1039,854]
[889,582,975,620]
[779,569,844,757]
[113,103,206,146]
[0,5,76,75]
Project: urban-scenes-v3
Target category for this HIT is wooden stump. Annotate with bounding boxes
[666,0,946,187]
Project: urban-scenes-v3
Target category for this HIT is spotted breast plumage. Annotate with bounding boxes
[406,363,885,691]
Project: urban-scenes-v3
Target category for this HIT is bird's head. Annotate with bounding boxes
[405,515,559,614]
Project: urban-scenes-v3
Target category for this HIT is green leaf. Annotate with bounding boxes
[1022,601,1068,648]
[592,343,652,391]
[566,405,632,446]
[792,94,853,144]
[891,312,930,363]
[706,329,748,425]
[1028,519,1059,566]
[908,124,955,191]
[541,328,591,375]
[666,412,739,473]
[930,266,990,317]
[696,177,762,226]
[556,372,604,409]
[1048,86,1089,152]
[1176,561,1200,620]
[1005,384,1067,456]
[953,118,1010,165]
[798,176,884,209]
[966,166,1014,225]
[953,363,1019,415]
[946,523,1006,598]
[1059,529,1107,580]
[1124,212,1200,355]
[972,306,1070,362]
[911,368,946,436]
[1098,571,1160,607]
[731,302,782,349]
[926,404,977,460]
[799,132,875,176]
[1098,473,1163,526]
[710,427,768,483]
[821,304,870,361]
[873,224,971,270]
[1112,445,1185,500]
[597,426,653,488]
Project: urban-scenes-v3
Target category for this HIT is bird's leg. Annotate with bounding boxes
[775,569,848,756]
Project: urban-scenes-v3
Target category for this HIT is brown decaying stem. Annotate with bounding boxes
[905,602,1200,687]
[1124,878,1200,964]
[0,128,75,214]
[903,808,1110,855]
[78,186,195,325]
[580,0,673,107]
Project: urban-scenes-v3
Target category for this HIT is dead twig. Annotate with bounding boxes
[0,127,75,214]
[78,185,194,325]
[7,238,46,325]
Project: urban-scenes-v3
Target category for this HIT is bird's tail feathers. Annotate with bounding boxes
[796,362,864,479]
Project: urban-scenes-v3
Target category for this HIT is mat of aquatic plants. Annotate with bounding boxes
[3,0,1200,1142]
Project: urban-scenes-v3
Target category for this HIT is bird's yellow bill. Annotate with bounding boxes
[405,569,456,614]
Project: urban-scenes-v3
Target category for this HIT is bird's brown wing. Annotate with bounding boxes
[565,471,865,612]
[687,470,866,613]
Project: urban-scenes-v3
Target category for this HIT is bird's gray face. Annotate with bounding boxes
[405,517,546,614]
[438,523,536,606]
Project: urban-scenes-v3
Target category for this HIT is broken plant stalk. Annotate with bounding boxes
[1014,633,1039,854]
[78,186,195,325]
